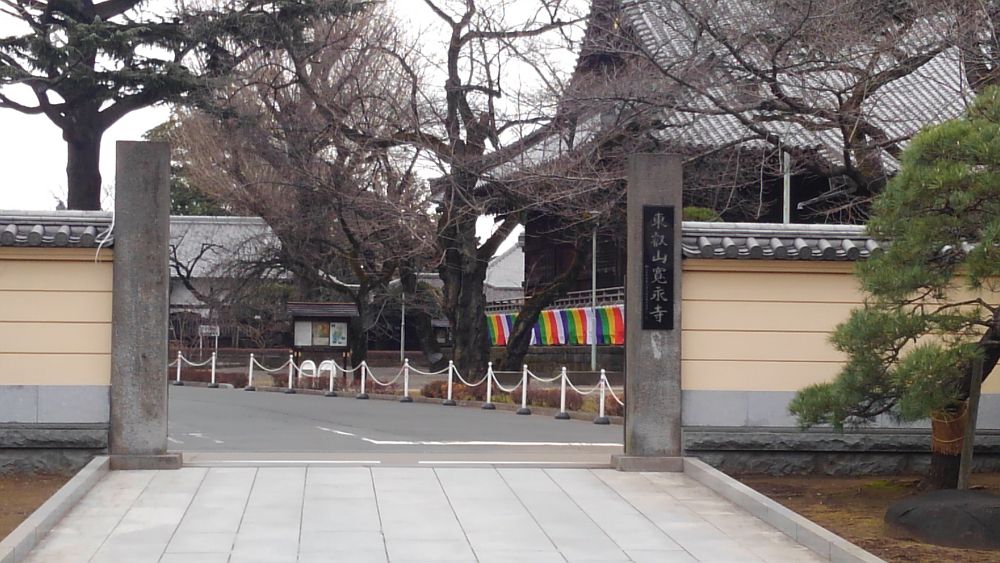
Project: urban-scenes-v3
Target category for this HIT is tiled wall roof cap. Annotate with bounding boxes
[0,211,113,248]
[681,221,878,261]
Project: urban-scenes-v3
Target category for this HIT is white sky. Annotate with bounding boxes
[0,0,581,252]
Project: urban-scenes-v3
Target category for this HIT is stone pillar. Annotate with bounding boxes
[109,141,182,470]
[614,154,683,472]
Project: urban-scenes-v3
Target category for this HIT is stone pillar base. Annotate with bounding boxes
[110,453,183,470]
[612,455,684,472]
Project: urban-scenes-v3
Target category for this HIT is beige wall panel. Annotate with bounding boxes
[681,360,843,391]
[0,260,112,292]
[682,270,863,304]
[682,330,845,363]
[984,374,1000,394]
[0,291,112,323]
[682,360,1000,400]
[0,354,110,385]
[0,322,111,354]
[682,300,857,332]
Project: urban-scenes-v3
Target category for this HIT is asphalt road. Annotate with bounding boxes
[167,386,624,466]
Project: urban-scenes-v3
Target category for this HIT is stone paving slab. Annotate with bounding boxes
[23,467,828,563]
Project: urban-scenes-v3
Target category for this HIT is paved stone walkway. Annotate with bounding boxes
[24,466,826,563]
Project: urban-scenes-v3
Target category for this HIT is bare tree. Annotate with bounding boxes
[600,0,984,221]
[173,0,603,375]
[169,9,436,364]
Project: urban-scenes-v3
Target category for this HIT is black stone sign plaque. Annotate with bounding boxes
[642,205,674,330]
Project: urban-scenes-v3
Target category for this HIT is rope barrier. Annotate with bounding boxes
[407,364,450,377]
[453,367,489,387]
[606,381,625,406]
[594,370,611,425]
[525,368,562,383]
[489,372,523,394]
[565,377,602,396]
[250,356,293,373]
[178,355,213,367]
[368,366,404,387]
[187,351,628,417]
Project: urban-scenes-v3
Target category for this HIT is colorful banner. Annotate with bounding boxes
[488,305,624,346]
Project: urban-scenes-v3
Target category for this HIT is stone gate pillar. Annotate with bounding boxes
[109,141,181,470]
[614,154,683,472]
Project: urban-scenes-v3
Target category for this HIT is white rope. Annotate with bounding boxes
[179,354,213,367]
[526,368,561,383]
[323,359,363,374]
[490,371,523,394]
[338,363,363,373]
[565,378,602,396]
[453,368,489,387]
[368,366,404,387]
[251,357,292,373]
[168,360,179,368]
[606,384,625,406]
[408,364,450,376]
[295,361,322,377]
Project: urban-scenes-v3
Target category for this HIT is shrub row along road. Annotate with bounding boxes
[167,386,623,466]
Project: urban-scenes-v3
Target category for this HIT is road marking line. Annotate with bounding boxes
[214,440,225,444]
[316,427,355,436]
[167,437,183,444]
[360,439,621,447]
[198,460,382,464]
[417,461,600,465]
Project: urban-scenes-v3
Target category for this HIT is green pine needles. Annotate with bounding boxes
[790,87,1000,430]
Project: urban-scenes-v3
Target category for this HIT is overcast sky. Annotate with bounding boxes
[0,0,582,220]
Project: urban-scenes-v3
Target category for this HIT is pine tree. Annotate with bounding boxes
[0,0,358,210]
[789,86,1000,488]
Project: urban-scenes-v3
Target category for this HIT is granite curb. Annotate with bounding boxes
[0,455,109,563]
[682,458,888,563]
[249,386,624,424]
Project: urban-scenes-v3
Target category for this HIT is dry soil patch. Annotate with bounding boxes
[739,473,1000,563]
[0,474,70,541]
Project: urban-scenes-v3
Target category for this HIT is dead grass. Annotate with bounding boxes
[738,473,1000,563]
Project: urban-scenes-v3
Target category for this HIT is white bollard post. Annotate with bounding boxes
[246,353,256,391]
[517,364,531,415]
[173,351,184,386]
[285,353,296,394]
[594,369,610,425]
[401,359,413,402]
[482,362,495,410]
[555,366,570,419]
[357,361,369,399]
[444,360,456,406]
[326,361,337,397]
[208,351,219,388]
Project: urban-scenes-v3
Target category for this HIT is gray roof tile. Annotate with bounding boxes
[681,221,878,260]
[622,0,972,172]
[0,211,113,248]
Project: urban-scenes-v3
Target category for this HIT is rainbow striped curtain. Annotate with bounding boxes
[487,305,625,346]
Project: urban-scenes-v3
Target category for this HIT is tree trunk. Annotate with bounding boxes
[400,267,447,372]
[64,125,105,211]
[498,240,590,371]
[440,260,491,377]
[437,209,491,377]
[348,315,368,366]
[924,452,961,490]
[925,405,966,489]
